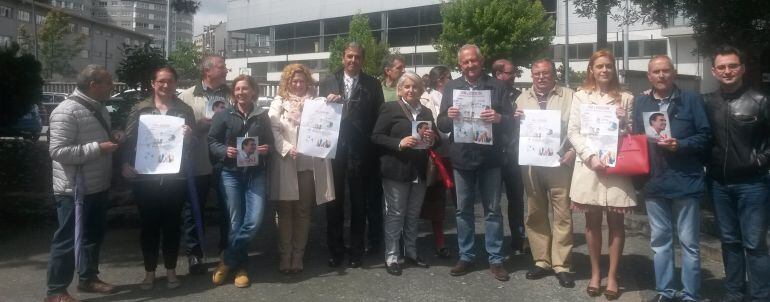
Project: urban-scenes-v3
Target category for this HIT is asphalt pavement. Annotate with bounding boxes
[0,199,728,302]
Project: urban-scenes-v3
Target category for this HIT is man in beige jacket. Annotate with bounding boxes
[178,54,232,274]
[514,58,576,288]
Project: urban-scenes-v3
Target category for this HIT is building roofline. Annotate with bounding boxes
[23,1,153,40]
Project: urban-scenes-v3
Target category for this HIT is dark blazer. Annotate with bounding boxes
[372,100,436,182]
[631,87,711,199]
[208,105,274,173]
[320,70,385,174]
[436,73,514,171]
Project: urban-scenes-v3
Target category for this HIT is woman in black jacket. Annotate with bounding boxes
[372,72,437,276]
[208,74,274,288]
[121,66,195,290]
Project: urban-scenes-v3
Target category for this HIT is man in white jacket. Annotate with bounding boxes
[45,65,120,302]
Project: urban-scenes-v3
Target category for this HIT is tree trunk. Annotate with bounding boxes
[597,0,608,50]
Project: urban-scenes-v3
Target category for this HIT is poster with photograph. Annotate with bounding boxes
[296,97,343,159]
[236,136,259,167]
[412,121,434,150]
[643,111,671,139]
[134,115,185,174]
[204,99,228,119]
[518,110,562,167]
[452,89,493,145]
[580,104,620,167]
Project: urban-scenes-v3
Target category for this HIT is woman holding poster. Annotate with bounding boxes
[372,72,438,275]
[268,64,335,274]
[121,66,195,290]
[567,50,636,300]
[208,75,274,288]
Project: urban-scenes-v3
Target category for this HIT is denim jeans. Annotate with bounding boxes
[454,167,504,264]
[220,169,266,268]
[708,176,770,301]
[645,197,701,301]
[382,178,427,265]
[46,191,110,296]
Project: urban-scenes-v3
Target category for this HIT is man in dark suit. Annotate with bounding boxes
[321,42,385,268]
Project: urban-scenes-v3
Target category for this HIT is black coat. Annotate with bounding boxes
[372,101,437,182]
[320,70,385,174]
[208,105,274,173]
[436,74,514,171]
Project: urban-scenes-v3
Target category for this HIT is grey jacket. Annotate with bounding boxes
[49,89,112,195]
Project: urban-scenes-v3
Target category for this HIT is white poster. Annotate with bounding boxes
[135,115,185,174]
[412,121,434,150]
[642,111,671,139]
[518,110,562,167]
[580,104,620,167]
[204,99,228,119]
[452,89,493,145]
[236,136,259,167]
[296,97,343,159]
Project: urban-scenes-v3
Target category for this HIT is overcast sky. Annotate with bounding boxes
[193,0,227,36]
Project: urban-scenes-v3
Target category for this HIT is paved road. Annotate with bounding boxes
[0,201,727,302]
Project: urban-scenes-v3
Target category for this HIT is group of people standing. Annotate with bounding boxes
[43,40,768,302]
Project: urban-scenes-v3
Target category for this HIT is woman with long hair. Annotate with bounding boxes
[208,75,274,288]
[567,50,635,300]
[268,64,335,274]
[419,65,454,258]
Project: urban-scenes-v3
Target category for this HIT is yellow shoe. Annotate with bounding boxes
[234,269,250,288]
[212,262,230,286]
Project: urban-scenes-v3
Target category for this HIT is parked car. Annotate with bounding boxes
[40,92,69,125]
[0,104,44,142]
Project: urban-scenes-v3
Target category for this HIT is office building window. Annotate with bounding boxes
[17,10,30,22]
[36,15,45,24]
[0,35,11,47]
[644,40,667,56]
[389,7,418,28]
[80,26,90,36]
[0,6,11,18]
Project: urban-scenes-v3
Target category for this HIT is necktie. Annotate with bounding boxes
[344,77,354,99]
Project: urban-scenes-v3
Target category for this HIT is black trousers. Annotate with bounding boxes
[326,155,383,258]
[135,178,187,272]
[502,153,526,251]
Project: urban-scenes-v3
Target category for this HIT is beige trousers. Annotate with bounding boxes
[522,165,573,273]
[277,171,315,270]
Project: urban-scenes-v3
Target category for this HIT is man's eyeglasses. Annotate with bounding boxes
[714,63,742,72]
[532,72,552,79]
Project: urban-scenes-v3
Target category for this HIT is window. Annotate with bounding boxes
[0,35,11,48]
[419,5,442,24]
[96,1,106,7]
[111,1,118,5]
[577,43,593,59]
[68,24,76,33]
[388,8,418,28]
[79,49,89,58]
[36,15,45,24]
[148,13,154,20]
[17,10,30,22]
[0,6,11,18]
[120,21,131,27]
[644,40,667,56]
[628,41,640,57]
[80,26,90,35]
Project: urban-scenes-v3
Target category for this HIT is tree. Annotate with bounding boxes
[171,0,200,14]
[327,14,390,76]
[169,41,202,87]
[0,42,43,126]
[434,0,555,70]
[556,64,586,88]
[116,42,167,92]
[37,10,85,79]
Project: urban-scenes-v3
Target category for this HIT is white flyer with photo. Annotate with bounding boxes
[296,97,343,159]
[135,115,185,174]
[518,110,562,167]
[579,104,620,167]
[452,89,493,145]
[236,136,259,167]
[642,111,671,139]
[412,121,434,150]
[204,99,228,119]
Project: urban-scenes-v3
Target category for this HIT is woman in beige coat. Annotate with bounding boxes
[268,63,335,274]
[567,50,635,300]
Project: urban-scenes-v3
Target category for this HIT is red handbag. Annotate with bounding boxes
[606,134,649,175]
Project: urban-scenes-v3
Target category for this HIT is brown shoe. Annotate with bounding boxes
[44,292,81,302]
[450,260,473,276]
[77,278,115,294]
[489,263,510,281]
